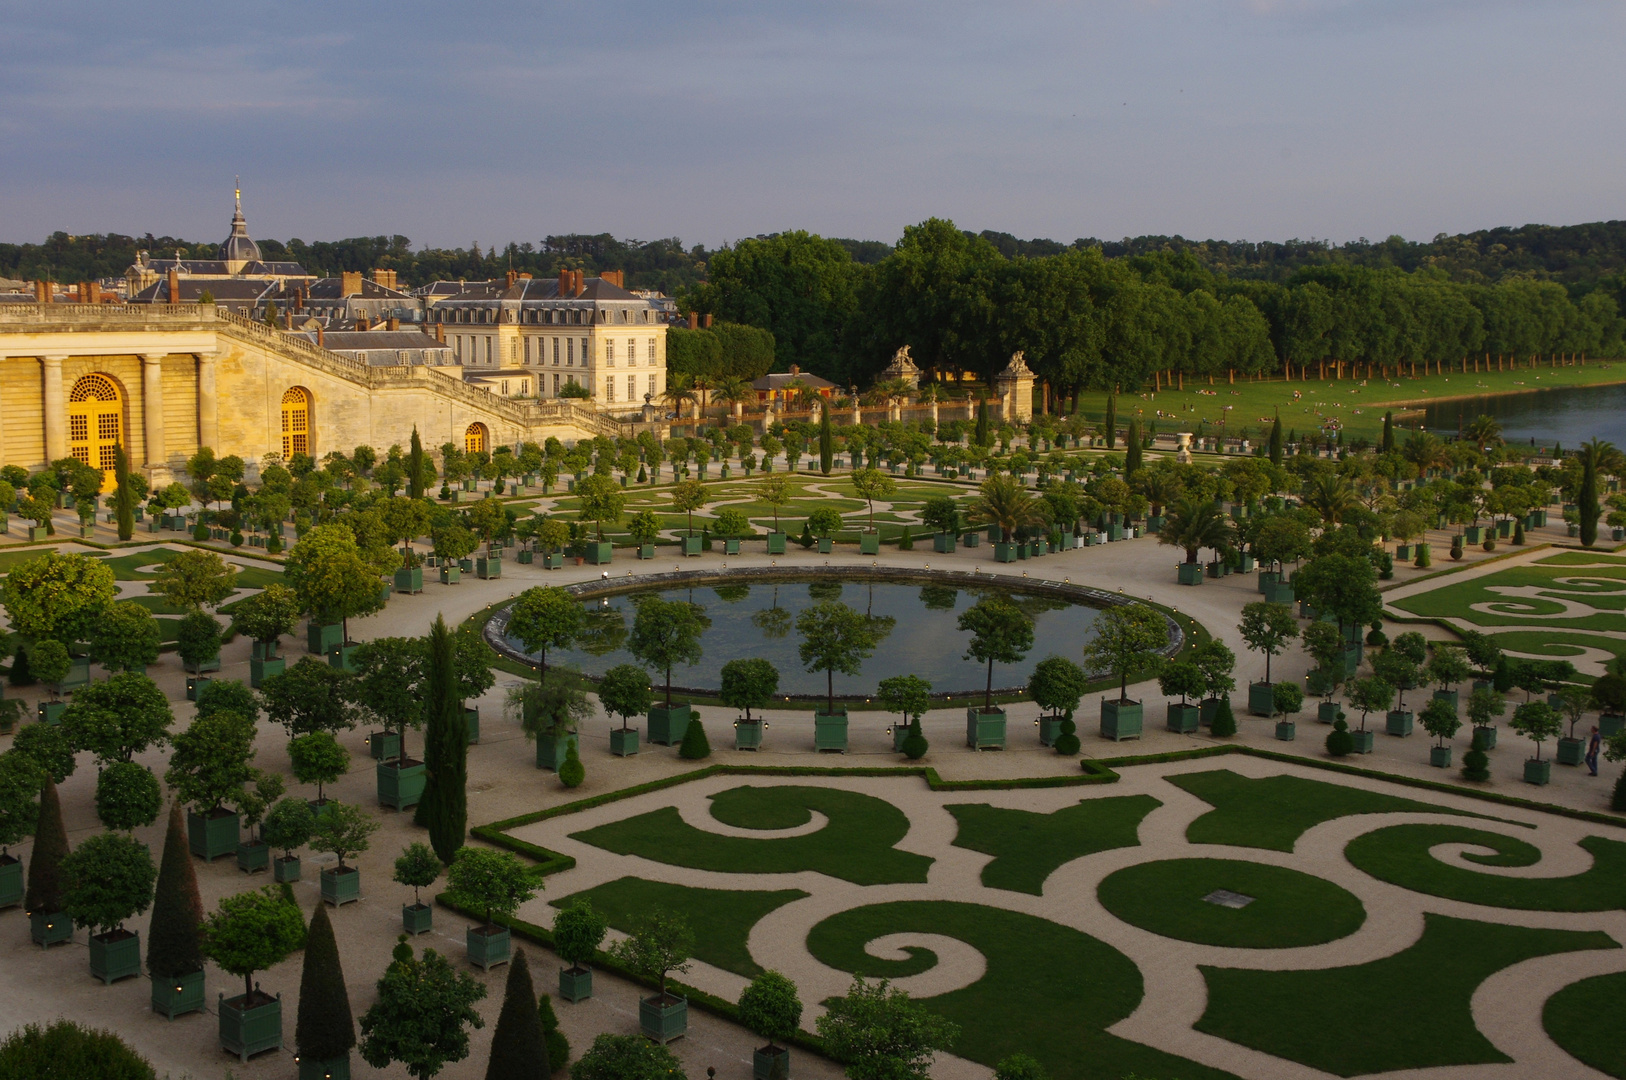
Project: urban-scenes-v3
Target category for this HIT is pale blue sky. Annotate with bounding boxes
[2,1,1622,249]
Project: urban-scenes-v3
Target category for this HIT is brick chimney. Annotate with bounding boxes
[703,313,713,328]
[35,280,49,303]
[356,315,371,331]
[284,310,293,329]
[687,312,698,330]
[506,270,518,288]
[558,269,571,295]
[387,316,400,331]
[435,323,446,343]
[602,269,624,288]
[341,270,363,297]
[373,268,397,289]
[316,325,325,348]
[166,269,179,304]
[573,270,586,297]
[293,287,304,312]
[88,282,101,304]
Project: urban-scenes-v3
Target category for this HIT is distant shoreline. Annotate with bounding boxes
[1386,374,1626,420]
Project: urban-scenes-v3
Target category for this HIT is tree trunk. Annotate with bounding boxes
[827,668,834,716]
[985,658,994,712]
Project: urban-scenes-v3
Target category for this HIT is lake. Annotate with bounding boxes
[1419,381,1626,450]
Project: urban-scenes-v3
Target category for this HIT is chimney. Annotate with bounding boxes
[517,272,532,280]
[435,323,445,344]
[789,364,800,375]
[88,282,101,304]
[284,310,293,329]
[602,269,624,288]
[387,316,400,331]
[506,270,518,288]
[166,269,179,304]
[373,268,397,289]
[35,280,49,303]
[356,315,371,331]
[703,313,713,328]
[687,312,698,330]
[558,269,571,295]
[293,287,305,311]
[316,325,325,348]
[573,270,586,297]
[341,270,363,297]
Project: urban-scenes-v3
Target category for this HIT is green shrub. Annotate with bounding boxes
[1613,769,1626,811]
[1054,716,1080,756]
[1513,520,1526,545]
[1463,747,1491,782]
[1326,719,1354,757]
[569,1033,686,1080]
[538,994,570,1074]
[994,1053,1049,1080]
[192,523,209,542]
[901,719,928,760]
[898,526,913,551]
[1415,546,1431,568]
[0,1020,155,1080]
[678,719,711,760]
[1209,696,1237,737]
[558,744,585,789]
[1366,628,1388,647]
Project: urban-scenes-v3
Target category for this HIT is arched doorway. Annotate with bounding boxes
[68,374,124,488]
[281,387,312,461]
[465,422,488,456]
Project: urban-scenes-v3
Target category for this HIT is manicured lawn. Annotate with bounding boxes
[1488,629,1626,669]
[1168,768,1489,853]
[946,794,1158,895]
[98,549,284,589]
[1544,970,1626,1078]
[1344,824,1626,911]
[549,876,807,979]
[1390,561,1626,631]
[570,785,933,885]
[806,900,1238,1080]
[1198,913,1617,1076]
[1541,552,1626,567]
[1097,857,1365,948]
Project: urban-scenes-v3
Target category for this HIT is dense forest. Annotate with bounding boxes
[7,217,1626,394]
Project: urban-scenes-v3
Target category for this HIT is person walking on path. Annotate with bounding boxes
[1587,725,1602,776]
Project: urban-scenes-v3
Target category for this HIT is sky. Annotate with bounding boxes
[1,0,1623,252]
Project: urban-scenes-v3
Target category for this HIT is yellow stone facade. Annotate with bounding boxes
[0,304,631,484]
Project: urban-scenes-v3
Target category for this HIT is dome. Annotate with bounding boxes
[218,188,261,268]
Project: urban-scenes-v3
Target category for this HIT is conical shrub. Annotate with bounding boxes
[147,802,204,979]
[9,642,34,687]
[486,948,547,1080]
[1209,696,1236,737]
[297,902,355,1061]
[537,994,570,1074]
[679,718,711,760]
[901,718,928,760]
[25,778,66,914]
[1464,748,1491,783]
[1326,718,1354,757]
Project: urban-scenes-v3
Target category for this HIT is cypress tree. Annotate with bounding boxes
[408,427,425,500]
[1125,417,1142,475]
[1104,395,1117,449]
[818,406,833,476]
[416,615,468,864]
[113,445,135,542]
[147,802,204,982]
[25,778,67,915]
[486,948,548,1080]
[297,902,356,1063]
[9,642,34,687]
[1580,447,1601,548]
[1210,696,1237,737]
[974,400,990,448]
[678,719,711,760]
[1380,411,1394,454]
[1268,415,1283,466]
[537,993,570,1073]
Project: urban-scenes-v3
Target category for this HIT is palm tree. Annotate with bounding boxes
[1158,494,1232,564]
[1302,472,1360,525]
[1136,471,1183,520]
[661,374,697,419]
[1464,414,1503,455]
[1403,432,1449,476]
[715,376,752,417]
[967,474,1047,543]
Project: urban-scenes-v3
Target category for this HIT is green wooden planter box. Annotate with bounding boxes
[559,965,594,1003]
[367,730,401,761]
[1100,699,1143,741]
[465,706,480,745]
[320,867,361,907]
[1430,745,1453,768]
[307,622,343,656]
[0,855,21,909]
[1601,714,1626,738]
[1037,715,1065,746]
[438,562,464,585]
[724,538,742,554]
[327,643,360,672]
[639,995,688,1044]
[734,719,763,750]
[543,552,565,569]
[860,532,881,555]
[89,929,142,985]
[236,841,269,873]
[1351,729,1375,754]
[1318,700,1342,723]
[682,536,703,556]
[1556,737,1585,766]
[934,532,956,553]
[963,531,981,548]
[517,549,534,564]
[151,969,205,1019]
[1248,682,1276,717]
[26,525,46,542]
[61,656,90,692]
[966,707,1006,749]
[636,544,655,560]
[754,1046,791,1080]
[1432,688,1459,712]
[467,925,511,972]
[892,723,911,752]
[1234,553,1256,572]
[185,676,211,701]
[1166,702,1200,734]
[993,541,1018,563]
[188,808,240,861]
[584,541,614,564]
[1395,544,1412,561]
[1473,725,1498,750]
[476,556,502,579]
[298,1053,350,1080]
[1524,758,1552,785]
[1275,720,1296,741]
[609,726,639,756]
[273,856,301,883]
[38,700,65,725]
[30,910,71,947]
[394,566,424,594]
[1016,544,1030,561]
[647,703,691,746]
[219,992,282,1062]
[535,732,579,772]
[1265,581,1295,605]
[814,711,849,751]
[250,655,285,688]
[1177,562,1203,585]
[817,537,834,553]
[377,761,426,810]
[403,903,433,935]
[766,532,788,554]
[1386,710,1414,737]
[1205,560,1223,579]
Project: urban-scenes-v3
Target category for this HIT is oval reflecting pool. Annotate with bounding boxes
[506,578,1103,697]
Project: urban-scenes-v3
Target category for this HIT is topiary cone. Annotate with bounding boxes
[679,718,711,760]
[901,718,928,760]
[25,778,67,914]
[487,949,547,1080]
[297,902,355,1062]
[147,802,205,979]
[1209,696,1237,737]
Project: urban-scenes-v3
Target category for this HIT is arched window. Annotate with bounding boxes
[281,387,312,460]
[465,422,488,455]
[68,373,124,487]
